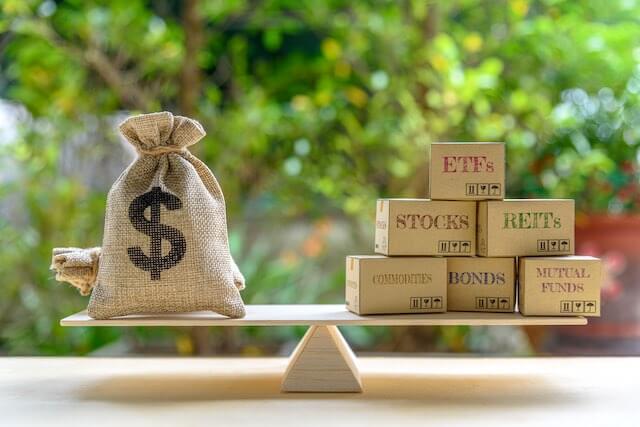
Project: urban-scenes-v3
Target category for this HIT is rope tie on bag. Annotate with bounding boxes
[135,145,188,156]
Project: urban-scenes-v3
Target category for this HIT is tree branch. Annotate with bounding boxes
[84,47,152,111]
[179,0,204,117]
[19,17,152,111]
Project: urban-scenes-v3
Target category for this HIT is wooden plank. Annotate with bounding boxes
[60,304,587,327]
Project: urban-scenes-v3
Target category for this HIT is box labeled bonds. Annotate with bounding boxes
[519,256,601,317]
[477,199,574,257]
[429,142,505,200]
[447,257,515,312]
[375,199,476,256]
[345,255,447,315]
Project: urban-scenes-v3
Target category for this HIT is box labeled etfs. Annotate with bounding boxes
[429,142,505,200]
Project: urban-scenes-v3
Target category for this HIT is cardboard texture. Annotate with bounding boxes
[519,256,602,316]
[447,257,515,312]
[477,199,575,257]
[345,255,447,315]
[429,142,505,200]
[375,199,476,256]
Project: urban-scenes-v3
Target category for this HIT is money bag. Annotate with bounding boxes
[54,112,246,319]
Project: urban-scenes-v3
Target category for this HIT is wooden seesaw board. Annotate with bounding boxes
[61,304,586,393]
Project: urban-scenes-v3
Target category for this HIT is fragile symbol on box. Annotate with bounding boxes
[537,239,571,252]
[466,183,501,197]
[410,296,443,310]
[560,300,597,313]
[476,296,510,310]
[438,240,472,253]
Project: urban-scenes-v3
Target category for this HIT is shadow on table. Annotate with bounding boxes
[76,371,579,407]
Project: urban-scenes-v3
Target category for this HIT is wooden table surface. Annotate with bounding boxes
[1,356,637,426]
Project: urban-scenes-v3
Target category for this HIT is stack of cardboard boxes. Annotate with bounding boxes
[346,142,602,317]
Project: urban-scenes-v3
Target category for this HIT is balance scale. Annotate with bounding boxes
[61,304,586,393]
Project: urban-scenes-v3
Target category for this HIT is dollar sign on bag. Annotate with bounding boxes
[127,187,186,280]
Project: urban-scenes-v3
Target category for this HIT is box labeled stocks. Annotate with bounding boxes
[519,256,602,316]
[345,256,447,315]
[375,199,476,256]
[429,142,505,200]
[477,199,574,257]
[447,257,515,312]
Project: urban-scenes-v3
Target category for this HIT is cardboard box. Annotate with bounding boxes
[375,199,476,256]
[477,199,575,257]
[429,142,505,200]
[345,255,447,315]
[447,257,515,312]
[519,256,602,316]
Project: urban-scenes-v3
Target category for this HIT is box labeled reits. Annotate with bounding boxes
[447,257,515,312]
[477,199,574,257]
[345,255,447,315]
[375,199,476,256]
[519,256,602,316]
[429,142,505,200]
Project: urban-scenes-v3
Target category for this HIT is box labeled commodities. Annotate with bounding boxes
[345,255,447,315]
[375,199,476,256]
[447,257,515,312]
[477,199,574,257]
[519,256,602,317]
[429,142,505,200]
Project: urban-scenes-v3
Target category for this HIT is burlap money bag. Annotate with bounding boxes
[80,111,245,319]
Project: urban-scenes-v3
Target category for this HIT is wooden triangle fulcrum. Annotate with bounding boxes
[281,325,362,393]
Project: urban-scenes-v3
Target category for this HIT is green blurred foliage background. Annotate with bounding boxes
[1,0,640,356]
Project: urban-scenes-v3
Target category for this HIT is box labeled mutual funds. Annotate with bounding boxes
[477,199,574,257]
[519,256,602,316]
[345,255,447,315]
[447,257,515,312]
[429,142,505,200]
[375,199,476,256]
